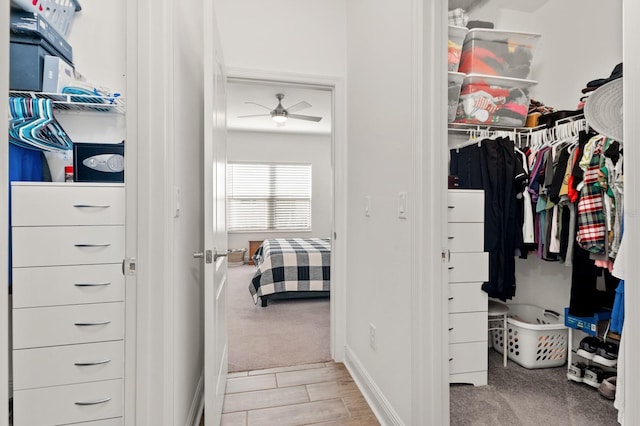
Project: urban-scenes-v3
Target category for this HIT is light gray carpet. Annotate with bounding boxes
[450,349,619,426]
[226,265,331,373]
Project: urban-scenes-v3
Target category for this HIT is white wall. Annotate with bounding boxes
[213,0,347,77]
[346,1,415,422]
[465,0,622,310]
[227,130,332,255]
[169,0,207,424]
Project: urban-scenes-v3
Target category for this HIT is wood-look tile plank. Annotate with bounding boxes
[306,379,362,401]
[248,362,327,376]
[276,365,351,388]
[311,415,381,426]
[228,371,249,379]
[226,374,277,394]
[221,411,247,426]
[247,399,350,426]
[223,385,309,413]
[343,394,376,419]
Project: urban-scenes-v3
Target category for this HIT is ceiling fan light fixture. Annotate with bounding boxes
[271,112,288,123]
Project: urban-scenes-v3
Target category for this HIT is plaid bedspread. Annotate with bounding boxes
[249,238,331,303]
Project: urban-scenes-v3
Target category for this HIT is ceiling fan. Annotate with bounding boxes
[238,93,322,124]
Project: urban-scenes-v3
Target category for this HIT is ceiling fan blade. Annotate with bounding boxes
[285,101,312,113]
[288,113,322,122]
[245,102,273,111]
[237,114,271,118]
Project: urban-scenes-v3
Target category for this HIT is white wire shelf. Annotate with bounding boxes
[9,90,125,114]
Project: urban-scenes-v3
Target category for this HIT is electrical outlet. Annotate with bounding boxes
[369,323,377,350]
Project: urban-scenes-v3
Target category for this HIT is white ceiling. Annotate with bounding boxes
[226,79,332,135]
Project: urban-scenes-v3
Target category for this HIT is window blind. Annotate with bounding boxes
[227,162,312,231]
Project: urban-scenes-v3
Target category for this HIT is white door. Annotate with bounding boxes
[203,10,228,425]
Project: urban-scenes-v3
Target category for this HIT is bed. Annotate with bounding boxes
[249,238,331,307]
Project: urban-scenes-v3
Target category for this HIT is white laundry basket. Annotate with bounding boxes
[491,304,568,369]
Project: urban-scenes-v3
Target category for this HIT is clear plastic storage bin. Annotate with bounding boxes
[448,25,468,72]
[454,73,537,127]
[458,29,541,79]
[491,304,568,369]
[448,72,465,123]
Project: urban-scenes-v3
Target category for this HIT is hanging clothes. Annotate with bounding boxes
[576,136,607,254]
[450,137,526,301]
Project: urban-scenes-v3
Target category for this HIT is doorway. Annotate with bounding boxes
[227,72,340,372]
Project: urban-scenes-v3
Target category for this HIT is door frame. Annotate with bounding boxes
[225,67,347,362]
[1,1,8,423]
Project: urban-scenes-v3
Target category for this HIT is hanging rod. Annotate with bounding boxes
[448,123,547,134]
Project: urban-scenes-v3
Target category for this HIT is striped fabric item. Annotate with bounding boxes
[249,238,331,304]
[576,140,606,254]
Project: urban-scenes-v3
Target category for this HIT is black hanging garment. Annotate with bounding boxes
[450,137,526,301]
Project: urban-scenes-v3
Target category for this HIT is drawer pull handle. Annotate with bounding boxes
[74,359,112,366]
[449,358,453,362]
[74,320,112,326]
[74,243,112,247]
[75,397,111,406]
[448,297,454,301]
[448,206,455,209]
[449,327,454,331]
[73,204,111,208]
[447,236,454,240]
[448,266,454,270]
[75,282,112,287]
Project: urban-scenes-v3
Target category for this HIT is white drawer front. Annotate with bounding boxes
[447,222,484,252]
[13,302,124,349]
[13,341,124,390]
[448,252,488,282]
[11,184,125,226]
[448,312,488,344]
[12,226,125,267]
[12,264,125,308]
[447,190,484,222]
[449,341,488,374]
[448,282,487,313]
[13,379,123,426]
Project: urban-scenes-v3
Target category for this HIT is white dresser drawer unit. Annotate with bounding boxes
[12,225,125,267]
[448,282,488,313]
[447,222,484,253]
[13,341,124,390]
[447,190,484,223]
[12,264,125,308]
[11,183,125,226]
[447,189,488,386]
[12,302,124,349]
[13,379,123,426]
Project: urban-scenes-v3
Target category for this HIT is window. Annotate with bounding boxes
[227,162,312,232]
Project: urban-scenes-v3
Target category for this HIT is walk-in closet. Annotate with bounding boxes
[5,1,129,424]
[446,1,625,424]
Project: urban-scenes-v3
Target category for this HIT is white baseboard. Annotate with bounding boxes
[186,372,204,426]
[344,346,404,426]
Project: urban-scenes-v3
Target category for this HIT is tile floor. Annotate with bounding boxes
[220,362,380,426]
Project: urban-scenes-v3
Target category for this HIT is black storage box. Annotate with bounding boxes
[73,142,125,183]
[10,33,73,91]
[10,10,73,64]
